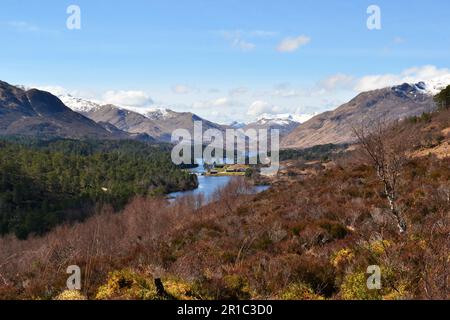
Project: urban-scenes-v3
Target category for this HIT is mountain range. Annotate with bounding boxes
[281,82,440,149]
[58,94,303,142]
[1,79,449,148]
[58,95,226,142]
[0,81,135,140]
[242,114,301,136]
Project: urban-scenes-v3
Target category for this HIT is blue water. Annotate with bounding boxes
[169,175,235,200]
[168,159,270,202]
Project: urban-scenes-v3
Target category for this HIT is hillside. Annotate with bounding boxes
[58,94,225,142]
[0,138,198,239]
[243,115,300,136]
[0,81,130,140]
[282,83,436,149]
[1,102,449,300]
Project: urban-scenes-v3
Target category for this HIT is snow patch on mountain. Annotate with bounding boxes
[392,77,450,97]
[57,93,167,117]
[229,121,246,129]
[391,77,450,98]
[256,113,314,125]
[422,75,450,95]
[145,108,177,120]
[57,94,103,113]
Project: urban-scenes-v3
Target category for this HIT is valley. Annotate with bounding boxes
[168,161,269,203]
[2,0,450,308]
[0,80,449,300]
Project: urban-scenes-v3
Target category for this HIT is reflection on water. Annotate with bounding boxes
[168,159,270,203]
[169,175,235,200]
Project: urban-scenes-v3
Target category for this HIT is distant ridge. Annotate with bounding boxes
[0,81,131,140]
[58,94,227,142]
[281,82,439,149]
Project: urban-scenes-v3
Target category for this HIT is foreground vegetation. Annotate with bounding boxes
[1,147,448,299]
[0,138,198,239]
[0,93,449,300]
[279,143,349,162]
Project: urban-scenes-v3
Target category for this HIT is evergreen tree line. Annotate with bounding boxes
[0,137,198,239]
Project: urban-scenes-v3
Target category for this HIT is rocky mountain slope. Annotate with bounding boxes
[243,115,300,136]
[282,83,437,149]
[0,81,131,140]
[59,94,226,142]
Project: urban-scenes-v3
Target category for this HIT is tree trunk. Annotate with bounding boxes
[386,194,407,234]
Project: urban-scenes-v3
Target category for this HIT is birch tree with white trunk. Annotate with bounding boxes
[353,119,409,234]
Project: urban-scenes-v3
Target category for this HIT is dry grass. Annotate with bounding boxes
[1,110,450,300]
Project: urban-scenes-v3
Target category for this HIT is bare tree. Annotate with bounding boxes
[353,119,409,234]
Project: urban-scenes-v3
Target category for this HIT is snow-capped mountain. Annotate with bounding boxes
[57,94,103,114]
[391,78,450,99]
[394,77,450,97]
[282,82,436,149]
[244,114,302,136]
[145,108,177,121]
[229,121,246,129]
[57,93,190,124]
[0,81,132,140]
[256,113,314,124]
[50,94,226,142]
[421,75,450,95]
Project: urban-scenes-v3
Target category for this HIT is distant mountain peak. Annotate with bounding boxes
[256,113,314,125]
[243,113,302,136]
[229,121,246,129]
[282,82,438,149]
[145,108,178,120]
[421,76,450,95]
[57,94,103,114]
[390,77,450,97]
[257,113,294,122]
[0,81,130,140]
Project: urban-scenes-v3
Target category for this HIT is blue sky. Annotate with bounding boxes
[1,0,449,123]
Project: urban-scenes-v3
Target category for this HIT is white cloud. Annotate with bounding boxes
[354,65,450,92]
[277,35,311,53]
[291,113,316,123]
[271,83,301,98]
[102,90,154,108]
[247,100,281,116]
[212,97,231,107]
[33,85,99,102]
[35,85,69,96]
[192,97,236,109]
[31,64,450,125]
[354,74,399,92]
[319,74,355,91]
[220,30,265,52]
[232,38,255,51]
[316,65,450,94]
[172,84,191,94]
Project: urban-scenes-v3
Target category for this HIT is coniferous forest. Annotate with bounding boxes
[1,1,450,304]
[0,137,198,239]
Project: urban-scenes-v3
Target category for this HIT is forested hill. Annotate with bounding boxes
[0,138,198,239]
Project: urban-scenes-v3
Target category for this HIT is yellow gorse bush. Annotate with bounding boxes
[96,269,158,300]
[95,269,198,300]
[279,283,325,300]
[369,240,392,255]
[331,248,355,267]
[54,290,87,300]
